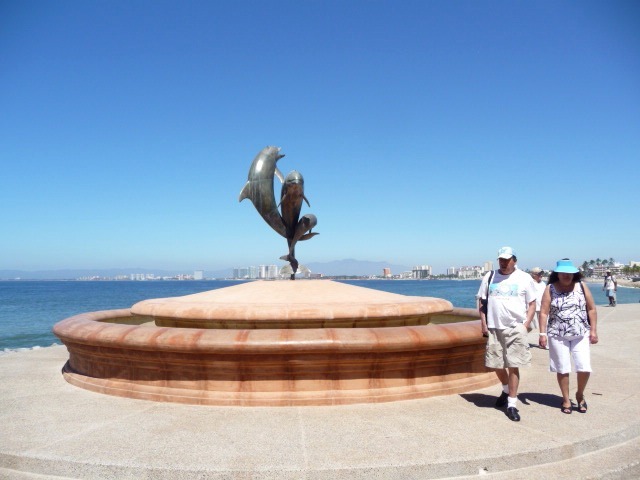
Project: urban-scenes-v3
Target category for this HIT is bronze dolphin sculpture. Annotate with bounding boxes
[279,170,310,239]
[280,213,318,275]
[239,146,287,238]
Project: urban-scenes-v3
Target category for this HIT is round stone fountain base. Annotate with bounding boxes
[54,281,496,406]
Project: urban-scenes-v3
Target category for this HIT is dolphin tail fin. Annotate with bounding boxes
[238,182,251,202]
[299,232,319,241]
[280,254,299,270]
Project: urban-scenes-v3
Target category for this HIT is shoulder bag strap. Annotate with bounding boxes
[579,281,590,325]
[486,270,494,299]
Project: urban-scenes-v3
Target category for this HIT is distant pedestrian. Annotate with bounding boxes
[530,267,546,331]
[539,259,598,414]
[603,270,617,306]
[477,246,536,422]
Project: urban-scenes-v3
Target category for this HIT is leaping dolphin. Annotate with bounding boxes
[279,170,310,239]
[239,146,287,238]
[280,213,318,275]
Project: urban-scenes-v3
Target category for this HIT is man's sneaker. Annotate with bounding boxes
[506,407,521,421]
[495,391,508,408]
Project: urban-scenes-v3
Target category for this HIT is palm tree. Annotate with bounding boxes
[608,257,615,266]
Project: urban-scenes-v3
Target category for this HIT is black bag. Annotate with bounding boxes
[480,270,495,315]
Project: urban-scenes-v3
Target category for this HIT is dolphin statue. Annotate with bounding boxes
[280,213,318,276]
[279,170,310,239]
[239,146,287,238]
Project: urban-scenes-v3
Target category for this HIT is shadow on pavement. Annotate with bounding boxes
[519,392,563,408]
[460,392,563,410]
[459,392,498,409]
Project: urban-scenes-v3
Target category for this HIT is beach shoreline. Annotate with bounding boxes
[585,277,640,289]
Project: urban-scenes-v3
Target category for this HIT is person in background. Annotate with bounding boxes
[530,267,546,332]
[477,246,536,422]
[603,270,617,307]
[539,259,598,414]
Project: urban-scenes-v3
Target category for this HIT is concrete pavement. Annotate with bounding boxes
[1,304,639,479]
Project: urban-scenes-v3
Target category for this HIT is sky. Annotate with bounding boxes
[1,0,639,275]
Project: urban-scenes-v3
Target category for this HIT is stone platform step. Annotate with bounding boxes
[1,303,638,479]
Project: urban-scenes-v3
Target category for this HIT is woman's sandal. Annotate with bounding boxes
[560,403,572,414]
[576,398,588,413]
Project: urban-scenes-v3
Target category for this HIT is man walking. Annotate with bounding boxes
[530,267,546,331]
[603,270,617,306]
[477,246,536,421]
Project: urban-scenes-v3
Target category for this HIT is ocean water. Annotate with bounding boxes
[1,280,638,351]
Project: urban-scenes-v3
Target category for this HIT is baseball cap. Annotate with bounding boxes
[531,267,543,274]
[498,246,516,259]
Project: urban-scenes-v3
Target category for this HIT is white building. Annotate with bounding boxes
[233,267,250,279]
[267,265,278,279]
[457,266,484,279]
[259,265,279,279]
[249,266,259,279]
[591,263,625,277]
[412,265,431,279]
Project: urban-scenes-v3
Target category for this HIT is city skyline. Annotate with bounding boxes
[1,255,635,281]
[2,2,638,274]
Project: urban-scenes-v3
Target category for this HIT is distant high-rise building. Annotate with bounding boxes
[383,267,392,278]
[233,267,250,279]
[194,270,204,280]
[458,266,484,279]
[259,265,268,279]
[483,261,493,273]
[412,265,431,279]
[447,267,457,276]
[267,265,278,279]
[249,266,259,279]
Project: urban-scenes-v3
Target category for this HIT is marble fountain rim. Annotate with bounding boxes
[53,307,482,354]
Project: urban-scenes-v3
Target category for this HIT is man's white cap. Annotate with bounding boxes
[498,246,516,259]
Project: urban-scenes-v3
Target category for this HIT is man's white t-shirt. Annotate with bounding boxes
[534,281,546,312]
[477,268,536,330]
[604,275,616,290]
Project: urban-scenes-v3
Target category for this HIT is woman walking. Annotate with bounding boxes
[539,259,598,414]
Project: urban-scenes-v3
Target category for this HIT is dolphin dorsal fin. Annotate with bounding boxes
[238,181,251,202]
[275,167,284,183]
[303,195,310,207]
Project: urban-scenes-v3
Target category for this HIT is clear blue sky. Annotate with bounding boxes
[2,0,639,274]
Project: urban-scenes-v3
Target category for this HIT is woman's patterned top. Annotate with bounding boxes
[548,283,590,337]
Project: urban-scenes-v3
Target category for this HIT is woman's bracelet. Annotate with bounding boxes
[539,333,547,337]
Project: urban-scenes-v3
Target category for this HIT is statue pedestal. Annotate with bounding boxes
[54,280,496,406]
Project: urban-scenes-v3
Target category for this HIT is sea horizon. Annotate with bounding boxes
[1,279,638,353]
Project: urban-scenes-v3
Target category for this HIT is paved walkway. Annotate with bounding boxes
[1,304,639,479]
